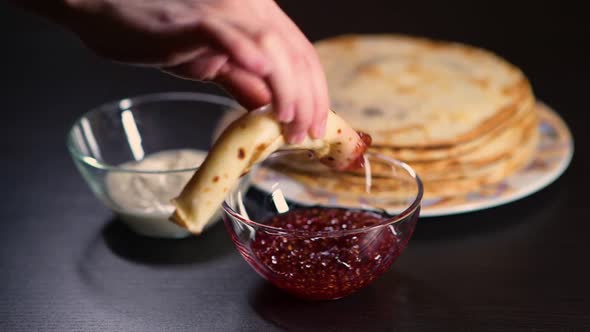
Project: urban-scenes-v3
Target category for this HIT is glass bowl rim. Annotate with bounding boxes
[221,151,424,236]
[66,91,239,174]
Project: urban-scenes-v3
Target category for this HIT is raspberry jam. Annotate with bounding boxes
[247,207,414,300]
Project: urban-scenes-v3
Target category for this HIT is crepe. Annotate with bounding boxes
[170,106,369,234]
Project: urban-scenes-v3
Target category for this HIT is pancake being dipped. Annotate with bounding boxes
[169,105,370,234]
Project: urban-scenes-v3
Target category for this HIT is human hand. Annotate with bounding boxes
[61,0,329,142]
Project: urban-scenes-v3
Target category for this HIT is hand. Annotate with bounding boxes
[60,0,329,142]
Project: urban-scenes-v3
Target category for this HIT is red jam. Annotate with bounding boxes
[249,207,409,300]
[343,131,372,171]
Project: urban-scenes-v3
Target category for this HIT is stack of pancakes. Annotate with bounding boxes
[270,34,539,199]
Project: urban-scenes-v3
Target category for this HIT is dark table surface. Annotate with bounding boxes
[1,0,589,330]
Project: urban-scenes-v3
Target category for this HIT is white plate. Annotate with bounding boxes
[250,102,573,217]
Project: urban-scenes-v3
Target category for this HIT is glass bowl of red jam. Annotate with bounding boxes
[222,152,423,300]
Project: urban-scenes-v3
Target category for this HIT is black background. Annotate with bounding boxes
[1,0,589,330]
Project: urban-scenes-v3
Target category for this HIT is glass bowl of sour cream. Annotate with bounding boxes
[67,92,248,238]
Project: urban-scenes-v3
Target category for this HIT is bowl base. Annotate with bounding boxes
[117,212,192,239]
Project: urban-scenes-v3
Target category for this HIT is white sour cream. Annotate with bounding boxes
[105,149,219,238]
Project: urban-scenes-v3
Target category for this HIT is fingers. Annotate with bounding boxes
[210,4,328,142]
[199,18,271,77]
[163,5,329,144]
[162,48,271,110]
[286,54,314,143]
[272,11,330,140]
[288,45,329,140]
[215,64,272,109]
[305,46,329,139]
[258,32,297,131]
[161,48,228,80]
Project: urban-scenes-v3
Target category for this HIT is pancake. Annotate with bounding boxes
[270,102,539,181]
[369,98,535,162]
[267,112,539,199]
[315,34,535,148]
[369,107,538,179]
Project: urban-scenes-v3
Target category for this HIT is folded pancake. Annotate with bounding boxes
[169,106,370,234]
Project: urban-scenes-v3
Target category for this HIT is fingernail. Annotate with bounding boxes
[287,132,306,144]
[311,118,327,139]
[294,132,306,144]
[318,119,327,138]
[295,132,307,143]
[310,126,320,139]
[286,134,296,144]
[322,114,328,131]
[277,104,295,122]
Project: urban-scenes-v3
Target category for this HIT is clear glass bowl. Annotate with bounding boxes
[67,92,245,238]
[222,152,423,300]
